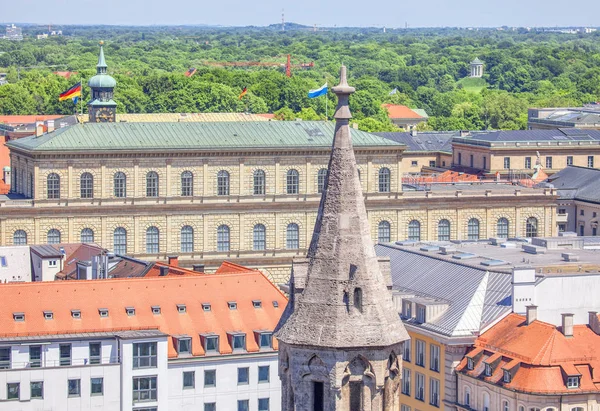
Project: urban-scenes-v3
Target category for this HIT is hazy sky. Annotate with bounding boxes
[3,0,600,28]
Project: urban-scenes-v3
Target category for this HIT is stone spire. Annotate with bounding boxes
[275,67,408,348]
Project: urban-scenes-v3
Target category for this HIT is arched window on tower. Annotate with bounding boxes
[47,229,61,245]
[181,171,193,196]
[253,169,265,195]
[497,217,509,238]
[114,172,126,198]
[146,226,159,253]
[217,170,230,196]
[317,168,328,194]
[378,167,391,193]
[467,218,480,240]
[80,172,94,199]
[217,225,230,252]
[286,169,299,194]
[378,221,391,243]
[80,228,94,243]
[47,173,60,199]
[180,225,194,253]
[146,171,159,197]
[408,220,421,241]
[438,219,451,241]
[286,223,299,249]
[13,230,27,245]
[526,217,538,238]
[253,224,266,251]
[113,227,127,255]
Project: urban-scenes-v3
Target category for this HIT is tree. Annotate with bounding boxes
[274,107,295,121]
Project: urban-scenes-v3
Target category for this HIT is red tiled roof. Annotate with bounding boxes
[458,313,600,393]
[382,104,423,120]
[53,71,78,79]
[0,115,64,125]
[0,262,287,358]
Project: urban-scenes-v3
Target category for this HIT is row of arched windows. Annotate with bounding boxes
[376,217,539,243]
[25,223,303,254]
[46,167,395,199]
[15,217,540,248]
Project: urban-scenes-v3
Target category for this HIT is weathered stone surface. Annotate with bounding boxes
[275,67,409,411]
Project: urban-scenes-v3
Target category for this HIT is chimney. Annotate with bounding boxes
[192,264,205,273]
[561,313,574,337]
[167,255,179,267]
[35,121,44,137]
[46,119,55,133]
[410,129,418,137]
[526,305,537,325]
[3,166,10,184]
[589,311,600,335]
[459,130,470,137]
[159,266,169,276]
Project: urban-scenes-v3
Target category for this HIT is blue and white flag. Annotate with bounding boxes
[308,83,328,98]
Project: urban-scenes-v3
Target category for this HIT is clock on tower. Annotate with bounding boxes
[88,41,117,123]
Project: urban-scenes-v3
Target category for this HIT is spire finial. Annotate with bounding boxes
[97,41,107,74]
[331,65,355,120]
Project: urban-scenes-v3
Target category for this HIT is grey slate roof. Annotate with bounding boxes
[7,121,401,153]
[374,131,453,153]
[375,244,512,337]
[30,244,63,258]
[547,166,600,204]
[454,128,600,143]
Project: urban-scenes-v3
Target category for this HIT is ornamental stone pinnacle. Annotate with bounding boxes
[274,66,409,410]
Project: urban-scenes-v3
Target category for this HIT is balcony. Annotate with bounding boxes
[3,356,120,370]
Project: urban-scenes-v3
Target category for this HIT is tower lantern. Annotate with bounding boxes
[87,41,117,123]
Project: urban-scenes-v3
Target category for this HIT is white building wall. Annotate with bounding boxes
[30,253,63,282]
[168,353,280,411]
[0,246,31,283]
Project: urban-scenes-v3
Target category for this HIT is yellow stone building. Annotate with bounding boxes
[452,129,600,176]
[3,119,557,284]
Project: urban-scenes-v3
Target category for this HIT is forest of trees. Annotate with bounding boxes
[1,26,600,131]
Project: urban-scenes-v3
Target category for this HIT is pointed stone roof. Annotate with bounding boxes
[471,57,484,65]
[275,67,409,348]
[97,42,107,74]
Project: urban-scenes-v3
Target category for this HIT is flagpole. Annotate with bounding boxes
[325,92,328,122]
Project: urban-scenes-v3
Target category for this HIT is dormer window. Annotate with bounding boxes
[228,332,246,351]
[98,308,109,318]
[126,307,135,316]
[228,301,237,310]
[252,300,262,309]
[484,363,492,377]
[151,306,161,315]
[467,358,474,370]
[177,304,187,314]
[71,309,81,319]
[402,301,412,318]
[503,370,511,383]
[43,311,53,320]
[416,305,426,323]
[202,334,219,354]
[13,312,24,322]
[202,303,211,312]
[567,376,580,388]
[176,337,192,356]
[273,301,279,308]
[255,331,272,349]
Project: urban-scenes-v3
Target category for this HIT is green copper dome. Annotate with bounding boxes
[88,74,116,88]
[88,44,116,88]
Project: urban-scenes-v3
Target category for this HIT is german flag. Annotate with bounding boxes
[59,82,82,101]
[238,86,248,100]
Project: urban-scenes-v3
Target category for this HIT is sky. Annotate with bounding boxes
[3,0,600,28]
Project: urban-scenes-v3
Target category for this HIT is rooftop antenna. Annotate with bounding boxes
[281,9,285,32]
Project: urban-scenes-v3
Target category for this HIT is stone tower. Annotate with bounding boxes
[469,57,484,78]
[88,42,117,123]
[274,67,409,411]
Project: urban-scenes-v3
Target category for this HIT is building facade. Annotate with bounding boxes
[469,58,484,78]
[0,262,286,411]
[451,129,600,176]
[4,122,558,283]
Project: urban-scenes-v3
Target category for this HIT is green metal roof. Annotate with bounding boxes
[7,121,403,153]
[88,74,116,88]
